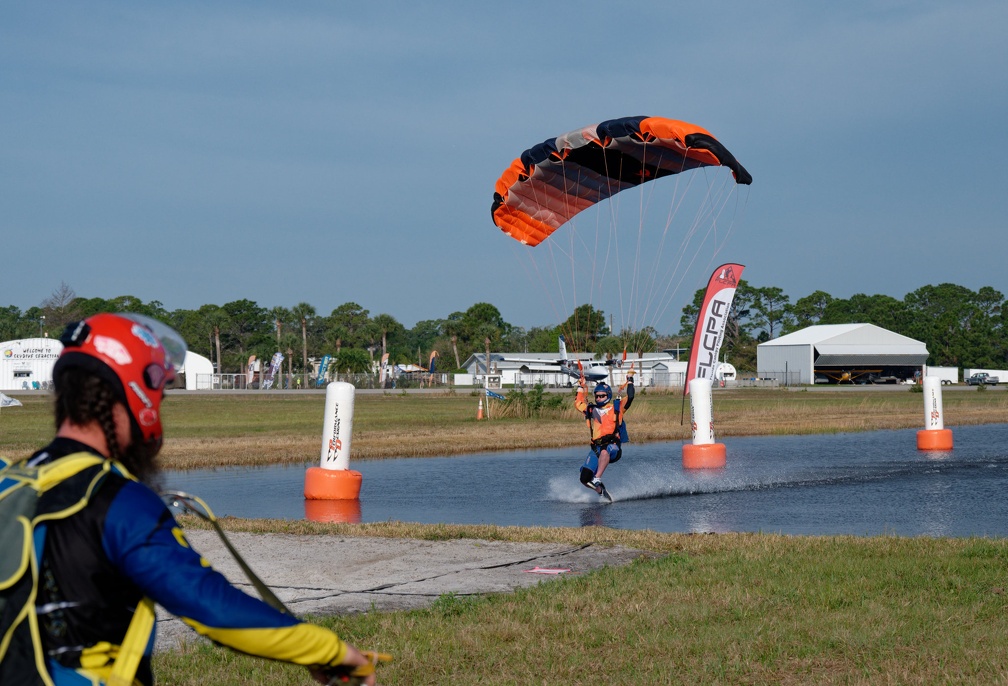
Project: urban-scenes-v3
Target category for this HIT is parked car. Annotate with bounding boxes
[966,372,999,386]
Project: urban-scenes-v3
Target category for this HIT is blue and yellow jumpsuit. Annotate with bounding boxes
[30,437,351,685]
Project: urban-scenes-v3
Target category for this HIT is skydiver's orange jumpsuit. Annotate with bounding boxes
[575,379,634,486]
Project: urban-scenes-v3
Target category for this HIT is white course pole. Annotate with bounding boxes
[917,376,953,450]
[683,378,726,468]
[320,381,355,470]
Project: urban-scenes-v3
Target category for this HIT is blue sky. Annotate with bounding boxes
[3,2,1005,334]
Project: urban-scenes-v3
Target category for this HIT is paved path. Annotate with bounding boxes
[156,531,648,651]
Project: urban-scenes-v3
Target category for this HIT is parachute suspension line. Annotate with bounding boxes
[637,170,690,332]
[652,169,741,326]
[627,140,650,337]
[644,171,712,325]
[599,139,627,341]
[632,146,717,336]
[702,173,745,268]
[521,167,573,330]
[509,241,569,337]
[646,143,731,329]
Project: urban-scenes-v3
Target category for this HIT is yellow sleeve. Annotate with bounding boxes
[185,620,348,668]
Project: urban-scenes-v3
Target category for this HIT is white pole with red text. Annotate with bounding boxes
[682,378,726,469]
[917,376,953,450]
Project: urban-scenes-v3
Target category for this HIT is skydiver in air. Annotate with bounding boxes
[575,370,634,497]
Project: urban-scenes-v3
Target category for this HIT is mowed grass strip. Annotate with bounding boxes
[152,526,1008,685]
[2,388,1007,469]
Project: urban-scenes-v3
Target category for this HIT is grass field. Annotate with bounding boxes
[4,387,1007,684]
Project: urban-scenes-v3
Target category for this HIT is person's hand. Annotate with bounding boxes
[311,646,389,685]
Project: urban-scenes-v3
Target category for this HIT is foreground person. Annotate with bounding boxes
[0,313,381,685]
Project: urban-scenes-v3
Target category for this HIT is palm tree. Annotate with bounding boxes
[269,306,292,351]
[371,313,401,360]
[291,302,316,386]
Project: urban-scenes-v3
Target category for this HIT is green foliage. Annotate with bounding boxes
[497,384,567,419]
[429,592,482,618]
[334,347,372,375]
[4,279,1006,375]
[558,303,608,352]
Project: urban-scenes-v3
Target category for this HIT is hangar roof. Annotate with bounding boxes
[759,324,929,366]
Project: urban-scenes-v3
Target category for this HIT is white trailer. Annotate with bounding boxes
[923,366,958,385]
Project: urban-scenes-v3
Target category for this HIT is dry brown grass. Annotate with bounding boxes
[5,387,1007,470]
[156,387,1008,469]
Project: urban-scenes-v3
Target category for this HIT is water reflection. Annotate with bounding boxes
[163,424,1008,537]
[303,499,362,523]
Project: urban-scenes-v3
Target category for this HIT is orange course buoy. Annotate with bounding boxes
[682,442,727,469]
[304,466,362,501]
[304,382,363,506]
[917,428,953,450]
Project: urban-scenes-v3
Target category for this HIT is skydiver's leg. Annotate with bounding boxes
[580,449,599,487]
[595,446,612,479]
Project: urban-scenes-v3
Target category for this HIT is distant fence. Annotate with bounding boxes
[185,370,788,391]
[745,371,799,387]
[189,372,450,391]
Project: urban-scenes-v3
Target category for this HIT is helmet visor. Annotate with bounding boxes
[118,313,188,372]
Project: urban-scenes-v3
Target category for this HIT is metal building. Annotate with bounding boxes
[757,323,929,385]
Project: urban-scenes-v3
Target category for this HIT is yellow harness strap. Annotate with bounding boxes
[106,597,156,686]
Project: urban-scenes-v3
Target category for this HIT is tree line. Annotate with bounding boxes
[682,281,1006,372]
[1,281,1003,376]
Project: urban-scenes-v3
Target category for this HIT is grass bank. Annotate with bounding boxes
[153,523,1008,685]
[2,387,1006,469]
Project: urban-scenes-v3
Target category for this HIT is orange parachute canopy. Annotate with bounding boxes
[491,116,752,246]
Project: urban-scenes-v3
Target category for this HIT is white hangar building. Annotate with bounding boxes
[757,323,929,385]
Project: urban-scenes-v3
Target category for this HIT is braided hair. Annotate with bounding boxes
[53,366,158,485]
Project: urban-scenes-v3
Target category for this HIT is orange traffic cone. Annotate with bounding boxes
[476,397,484,420]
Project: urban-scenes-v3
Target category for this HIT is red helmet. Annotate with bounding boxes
[53,313,187,448]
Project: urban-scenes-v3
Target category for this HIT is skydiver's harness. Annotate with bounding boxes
[0,453,155,686]
[583,382,634,462]
[588,403,625,462]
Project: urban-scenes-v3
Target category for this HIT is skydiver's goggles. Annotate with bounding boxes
[595,393,609,399]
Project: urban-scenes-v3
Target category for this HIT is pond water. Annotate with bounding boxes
[163,424,1008,537]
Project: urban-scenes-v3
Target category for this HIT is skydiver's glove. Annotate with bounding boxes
[312,651,392,685]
